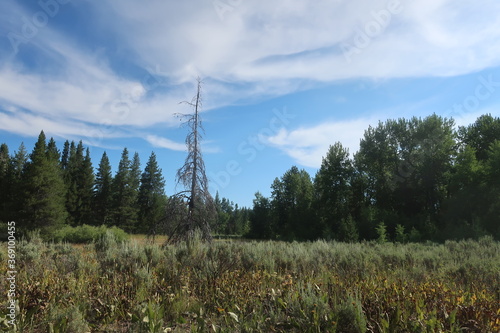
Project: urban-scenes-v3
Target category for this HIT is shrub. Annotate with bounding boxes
[51,243,82,275]
[52,225,129,244]
[376,222,388,243]
[395,224,406,243]
[335,297,367,333]
[47,305,90,333]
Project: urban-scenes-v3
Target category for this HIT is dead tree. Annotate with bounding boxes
[165,78,214,243]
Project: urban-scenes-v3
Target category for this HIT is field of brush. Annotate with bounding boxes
[1,234,499,332]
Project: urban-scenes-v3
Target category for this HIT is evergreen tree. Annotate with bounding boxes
[212,192,226,234]
[131,152,142,193]
[112,148,138,231]
[214,194,232,234]
[234,206,251,235]
[137,152,166,233]
[212,194,251,236]
[80,148,95,224]
[64,141,78,224]
[5,143,28,222]
[65,141,94,225]
[47,137,60,161]
[93,152,113,226]
[0,144,10,222]
[61,140,70,171]
[23,131,67,233]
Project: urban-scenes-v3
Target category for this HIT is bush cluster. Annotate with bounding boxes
[51,225,129,243]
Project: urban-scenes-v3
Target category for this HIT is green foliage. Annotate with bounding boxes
[64,141,94,226]
[315,142,354,241]
[47,305,90,333]
[3,143,28,223]
[335,297,367,333]
[338,215,359,242]
[130,302,165,333]
[0,144,9,223]
[23,131,67,233]
[93,151,113,226]
[138,152,166,234]
[247,192,274,239]
[251,114,500,242]
[112,148,141,232]
[376,222,388,243]
[52,224,129,243]
[458,113,500,161]
[395,224,406,243]
[271,166,318,241]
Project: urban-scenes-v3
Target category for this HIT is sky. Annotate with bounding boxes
[1,0,500,208]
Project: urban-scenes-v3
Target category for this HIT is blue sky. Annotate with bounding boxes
[1,0,500,207]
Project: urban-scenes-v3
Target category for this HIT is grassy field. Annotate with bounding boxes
[1,234,499,332]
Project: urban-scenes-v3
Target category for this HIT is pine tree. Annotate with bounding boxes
[64,141,78,224]
[0,143,10,222]
[6,143,28,222]
[130,152,142,193]
[112,148,138,231]
[65,141,94,225]
[61,140,70,171]
[93,152,113,226]
[138,152,166,233]
[80,148,95,224]
[23,131,67,233]
[47,137,60,161]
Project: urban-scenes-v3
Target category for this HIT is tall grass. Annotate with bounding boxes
[0,235,499,332]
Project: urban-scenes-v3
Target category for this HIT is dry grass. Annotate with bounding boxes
[129,234,169,246]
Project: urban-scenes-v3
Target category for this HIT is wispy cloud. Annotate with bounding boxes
[98,0,500,82]
[1,0,499,150]
[145,134,221,154]
[145,135,186,151]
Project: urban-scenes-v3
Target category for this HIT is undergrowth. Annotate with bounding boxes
[0,234,499,332]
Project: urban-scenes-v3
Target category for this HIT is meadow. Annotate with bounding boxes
[1,233,499,332]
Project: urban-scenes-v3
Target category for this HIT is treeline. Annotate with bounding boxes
[0,131,245,236]
[248,114,500,242]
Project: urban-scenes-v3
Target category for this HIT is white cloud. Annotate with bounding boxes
[96,0,500,83]
[264,116,380,168]
[145,135,221,154]
[145,135,186,151]
[0,109,128,147]
[1,0,500,149]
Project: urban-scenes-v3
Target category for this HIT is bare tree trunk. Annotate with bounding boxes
[163,78,214,243]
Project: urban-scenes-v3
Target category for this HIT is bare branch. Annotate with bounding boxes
[161,77,214,243]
